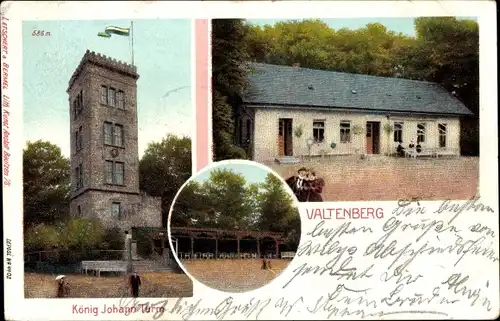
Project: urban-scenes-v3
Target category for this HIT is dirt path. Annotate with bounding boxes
[25,272,193,298]
[181,259,290,293]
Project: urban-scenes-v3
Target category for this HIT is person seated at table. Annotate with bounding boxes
[396,141,405,157]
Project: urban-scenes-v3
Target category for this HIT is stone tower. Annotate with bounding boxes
[67,50,161,231]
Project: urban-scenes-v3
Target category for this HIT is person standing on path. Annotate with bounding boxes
[129,271,142,297]
[55,275,70,298]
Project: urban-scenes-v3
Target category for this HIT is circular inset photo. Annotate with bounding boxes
[167,160,301,293]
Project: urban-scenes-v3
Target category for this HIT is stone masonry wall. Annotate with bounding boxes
[68,51,162,231]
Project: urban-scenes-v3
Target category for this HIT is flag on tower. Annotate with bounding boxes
[97,22,135,66]
[97,26,130,38]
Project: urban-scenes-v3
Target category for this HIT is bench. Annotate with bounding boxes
[405,147,458,158]
[405,148,434,158]
[80,261,127,277]
[281,252,296,259]
[432,148,458,158]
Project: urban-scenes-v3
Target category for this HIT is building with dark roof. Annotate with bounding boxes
[234,63,473,162]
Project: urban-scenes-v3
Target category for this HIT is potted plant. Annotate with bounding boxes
[383,123,394,156]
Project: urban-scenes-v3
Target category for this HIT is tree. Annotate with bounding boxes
[170,169,301,249]
[60,218,104,249]
[24,223,61,251]
[212,19,250,161]
[244,20,410,76]
[23,140,71,227]
[258,173,300,249]
[139,135,192,227]
[201,169,254,229]
[396,17,479,155]
[170,180,211,227]
[258,173,299,233]
[243,18,479,155]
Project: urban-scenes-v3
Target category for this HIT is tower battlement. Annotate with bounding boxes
[67,50,139,92]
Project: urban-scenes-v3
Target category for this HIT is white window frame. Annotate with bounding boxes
[340,120,351,143]
[393,121,403,143]
[417,122,426,144]
[313,120,325,143]
[438,123,447,148]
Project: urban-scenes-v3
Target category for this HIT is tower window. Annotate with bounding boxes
[111,202,121,219]
[100,85,125,110]
[114,124,123,147]
[75,126,83,152]
[103,122,124,147]
[100,86,108,104]
[73,101,77,120]
[75,164,83,190]
[104,122,113,145]
[117,91,125,109]
[108,88,116,107]
[105,161,125,185]
[73,90,84,119]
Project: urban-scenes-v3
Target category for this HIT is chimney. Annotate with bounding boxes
[292,63,300,71]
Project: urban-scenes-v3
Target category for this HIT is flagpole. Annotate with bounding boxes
[131,21,135,66]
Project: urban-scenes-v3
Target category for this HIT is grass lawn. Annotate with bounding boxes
[25,272,193,298]
[180,259,291,293]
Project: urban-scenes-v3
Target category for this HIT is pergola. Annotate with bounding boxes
[170,226,286,257]
[132,227,286,258]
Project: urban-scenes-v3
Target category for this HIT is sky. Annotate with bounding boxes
[193,163,271,186]
[23,19,192,158]
[247,17,477,37]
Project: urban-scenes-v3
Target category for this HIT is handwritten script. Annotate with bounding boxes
[116,197,497,320]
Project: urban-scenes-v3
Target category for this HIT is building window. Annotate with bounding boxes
[117,90,125,109]
[73,90,84,119]
[75,164,83,189]
[104,122,113,145]
[108,88,116,107]
[313,120,325,143]
[105,161,113,184]
[73,101,77,120]
[77,205,81,216]
[114,124,123,147]
[340,121,351,143]
[111,202,121,219]
[417,123,426,143]
[100,86,108,104]
[438,123,447,148]
[74,131,79,152]
[104,122,124,147]
[75,126,83,152]
[79,90,83,112]
[105,161,125,185]
[394,122,403,143]
[101,86,125,109]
